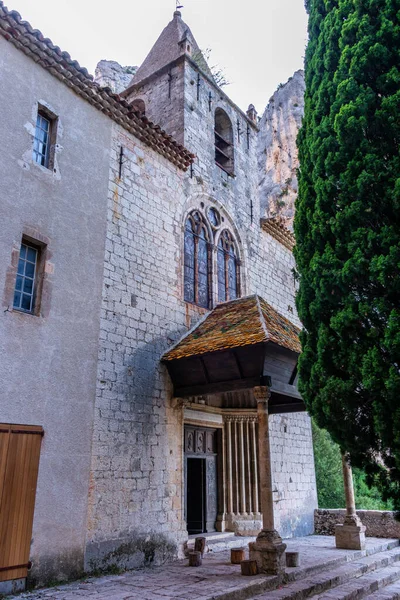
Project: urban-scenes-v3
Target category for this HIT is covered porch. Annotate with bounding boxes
[162,295,306,574]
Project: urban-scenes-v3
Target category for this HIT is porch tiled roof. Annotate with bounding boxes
[162,295,301,361]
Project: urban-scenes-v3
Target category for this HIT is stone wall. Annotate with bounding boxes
[181,59,316,536]
[258,70,305,230]
[85,122,195,572]
[271,414,317,538]
[126,60,185,144]
[86,54,317,573]
[315,509,400,538]
[0,37,112,585]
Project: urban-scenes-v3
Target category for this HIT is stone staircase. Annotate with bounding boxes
[249,541,400,600]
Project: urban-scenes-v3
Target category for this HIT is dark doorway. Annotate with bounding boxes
[184,426,218,534]
[186,457,206,534]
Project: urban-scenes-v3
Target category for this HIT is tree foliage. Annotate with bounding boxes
[295,0,400,506]
[312,421,393,509]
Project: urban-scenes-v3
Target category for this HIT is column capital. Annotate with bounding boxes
[253,386,271,403]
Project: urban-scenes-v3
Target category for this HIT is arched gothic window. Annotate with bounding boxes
[217,230,240,302]
[184,211,210,308]
[215,108,234,176]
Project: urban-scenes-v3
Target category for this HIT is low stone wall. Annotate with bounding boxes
[315,509,400,538]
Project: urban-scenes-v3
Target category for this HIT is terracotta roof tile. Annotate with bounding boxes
[162,295,301,361]
[0,2,195,171]
[260,217,296,251]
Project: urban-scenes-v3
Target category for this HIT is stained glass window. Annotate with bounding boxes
[217,230,239,302]
[208,207,221,228]
[184,212,210,308]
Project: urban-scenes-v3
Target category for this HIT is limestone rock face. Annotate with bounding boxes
[258,70,305,230]
[95,60,137,94]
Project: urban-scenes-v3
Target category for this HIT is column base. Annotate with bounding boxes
[249,529,287,575]
[335,517,366,550]
[225,512,263,536]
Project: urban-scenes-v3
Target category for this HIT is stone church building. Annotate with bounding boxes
[0,3,317,590]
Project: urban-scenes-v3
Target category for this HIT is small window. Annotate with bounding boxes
[215,108,234,176]
[217,230,240,302]
[13,242,39,313]
[32,107,57,169]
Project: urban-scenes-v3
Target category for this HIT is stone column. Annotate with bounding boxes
[250,419,260,515]
[335,452,366,550]
[249,386,286,575]
[222,414,262,534]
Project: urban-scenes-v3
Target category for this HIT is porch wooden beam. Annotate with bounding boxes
[175,376,271,398]
[269,402,306,414]
[269,380,302,400]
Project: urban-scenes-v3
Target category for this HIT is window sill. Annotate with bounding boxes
[11,307,37,317]
[184,301,210,313]
[31,160,57,176]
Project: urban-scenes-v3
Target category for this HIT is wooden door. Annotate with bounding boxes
[184,426,218,533]
[0,424,43,582]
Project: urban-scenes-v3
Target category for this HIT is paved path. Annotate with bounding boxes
[8,537,398,600]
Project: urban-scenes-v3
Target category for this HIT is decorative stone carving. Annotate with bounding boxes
[219,411,262,535]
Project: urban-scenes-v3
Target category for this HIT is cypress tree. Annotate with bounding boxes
[295,0,400,505]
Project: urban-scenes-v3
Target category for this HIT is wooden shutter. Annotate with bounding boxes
[0,424,43,582]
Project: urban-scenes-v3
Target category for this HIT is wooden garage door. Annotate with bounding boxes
[0,424,43,582]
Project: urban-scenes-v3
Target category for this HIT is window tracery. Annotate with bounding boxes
[184,211,211,308]
[184,208,241,308]
[217,230,240,302]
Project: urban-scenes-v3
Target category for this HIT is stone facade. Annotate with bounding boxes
[84,123,189,571]
[0,6,318,587]
[0,35,112,584]
[88,11,317,571]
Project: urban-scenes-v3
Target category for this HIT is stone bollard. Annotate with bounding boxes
[231,547,246,564]
[241,559,258,576]
[286,551,300,567]
[189,551,202,567]
[194,536,206,557]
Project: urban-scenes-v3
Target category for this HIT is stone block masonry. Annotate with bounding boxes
[85,123,203,571]
[315,509,400,538]
[85,49,317,574]
[270,413,317,538]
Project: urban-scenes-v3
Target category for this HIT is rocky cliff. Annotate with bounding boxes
[258,70,305,230]
[95,60,137,94]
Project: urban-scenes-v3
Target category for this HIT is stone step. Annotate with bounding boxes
[362,580,400,600]
[187,532,256,555]
[249,547,400,600]
[286,541,400,585]
[188,531,236,543]
[209,542,400,600]
[313,566,400,600]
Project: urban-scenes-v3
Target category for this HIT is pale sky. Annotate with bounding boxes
[9,0,308,114]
